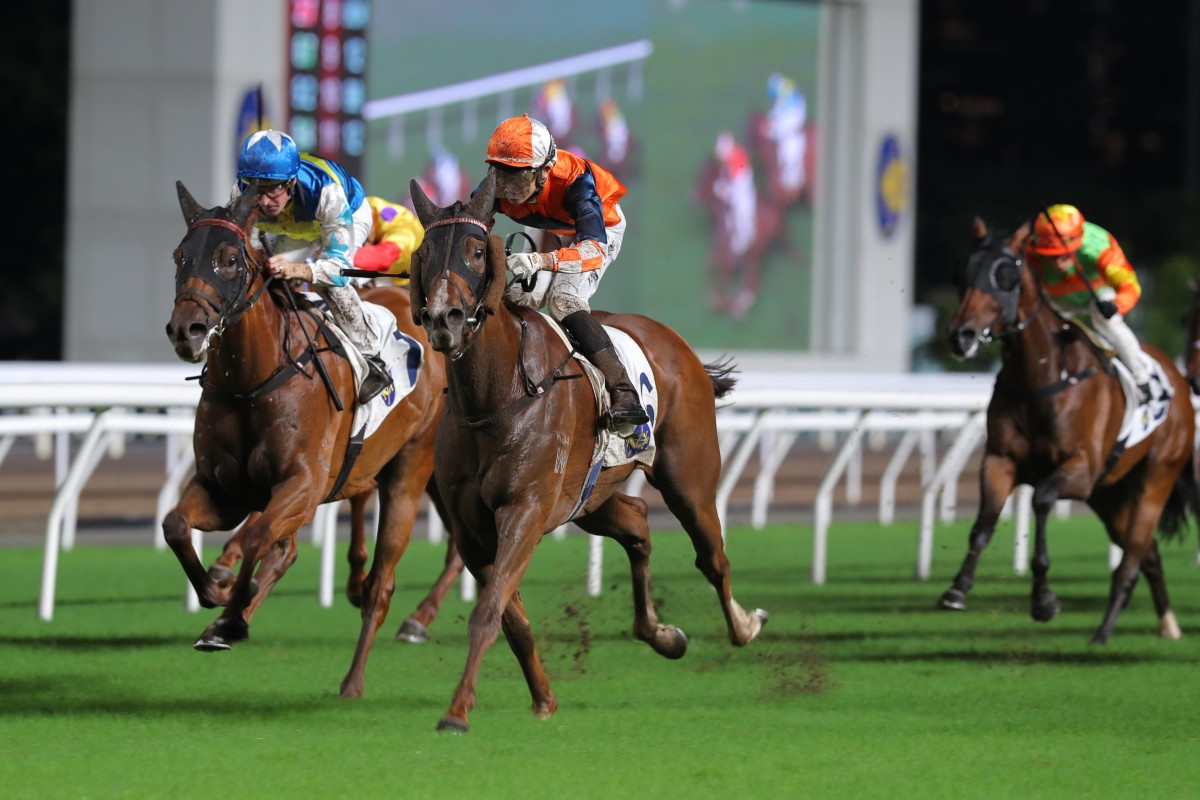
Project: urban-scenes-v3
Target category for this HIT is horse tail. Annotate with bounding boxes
[1157,455,1200,542]
[704,355,739,399]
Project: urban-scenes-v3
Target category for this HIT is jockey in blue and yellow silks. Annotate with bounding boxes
[229,129,390,403]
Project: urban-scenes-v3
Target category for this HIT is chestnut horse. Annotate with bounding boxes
[163,182,456,696]
[941,217,1198,644]
[406,170,767,733]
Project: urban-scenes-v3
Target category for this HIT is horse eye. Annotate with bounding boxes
[990,259,1019,291]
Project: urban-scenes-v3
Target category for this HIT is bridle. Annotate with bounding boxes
[970,242,1046,344]
[421,213,491,359]
[175,216,274,341]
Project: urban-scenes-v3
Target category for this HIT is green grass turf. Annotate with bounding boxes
[2,517,1199,798]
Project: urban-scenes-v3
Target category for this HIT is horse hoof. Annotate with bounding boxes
[1031,593,1060,623]
[649,625,688,659]
[207,564,235,587]
[396,619,429,644]
[937,589,967,611]
[436,717,469,734]
[193,636,232,652]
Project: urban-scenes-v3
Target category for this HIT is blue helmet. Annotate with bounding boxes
[237,130,300,182]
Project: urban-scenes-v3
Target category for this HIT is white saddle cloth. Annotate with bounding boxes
[303,293,423,439]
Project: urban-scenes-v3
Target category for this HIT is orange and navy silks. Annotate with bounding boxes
[1025,221,1141,315]
[494,150,626,254]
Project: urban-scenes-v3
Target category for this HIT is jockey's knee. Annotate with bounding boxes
[547,291,588,322]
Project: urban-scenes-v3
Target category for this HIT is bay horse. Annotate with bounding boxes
[163,181,455,696]
[407,170,767,733]
[940,217,1199,644]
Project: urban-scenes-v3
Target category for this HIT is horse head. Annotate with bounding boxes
[947,217,1036,358]
[408,169,507,358]
[166,181,261,362]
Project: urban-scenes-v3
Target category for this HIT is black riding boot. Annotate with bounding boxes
[358,355,392,404]
[1137,382,1152,405]
[560,310,650,428]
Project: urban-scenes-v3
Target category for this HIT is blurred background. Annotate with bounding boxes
[8,0,1200,373]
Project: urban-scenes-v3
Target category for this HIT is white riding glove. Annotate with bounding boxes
[506,251,550,280]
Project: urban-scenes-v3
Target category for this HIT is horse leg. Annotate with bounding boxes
[573,492,689,658]
[500,589,557,720]
[1137,541,1182,639]
[162,479,245,609]
[339,455,428,699]
[397,537,463,644]
[208,514,251,590]
[195,533,298,648]
[651,447,767,647]
[196,485,315,650]
[438,506,548,733]
[345,485,376,608]
[396,478,464,644]
[938,454,1015,611]
[1091,497,1171,645]
[1028,485,1061,622]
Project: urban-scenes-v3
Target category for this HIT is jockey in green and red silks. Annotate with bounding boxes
[1026,203,1151,403]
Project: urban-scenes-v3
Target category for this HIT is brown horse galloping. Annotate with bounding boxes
[407,170,767,733]
[941,217,1199,644]
[163,182,458,696]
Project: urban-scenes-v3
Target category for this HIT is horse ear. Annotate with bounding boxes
[177,181,205,224]
[465,169,497,222]
[971,216,988,241]
[1009,221,1031,251]
[230,185,257,229]
[410,178,438,226]
[408,245,426,326]
[480,233,507,313]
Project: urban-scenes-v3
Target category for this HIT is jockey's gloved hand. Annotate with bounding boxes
[506,252,545,280]
[1096,300,1119,319]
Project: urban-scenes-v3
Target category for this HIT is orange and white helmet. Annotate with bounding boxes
[1031,204,1085,256]
[485,114,557,169]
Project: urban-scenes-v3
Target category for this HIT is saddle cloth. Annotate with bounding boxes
[1066,318,1173,449]
[1111,354,1173,449]
[539,312,659,521]
[303,293,424,439]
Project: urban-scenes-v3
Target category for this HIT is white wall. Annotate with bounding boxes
[65,0,286,361]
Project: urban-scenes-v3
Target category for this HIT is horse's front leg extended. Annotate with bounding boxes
[195,485,315,651]
[938,453,1015,611]
[1029,483,1061,622]
[438,504,549,734]
[162,479,243,609]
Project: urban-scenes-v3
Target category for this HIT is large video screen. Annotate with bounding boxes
[362,0,819,351]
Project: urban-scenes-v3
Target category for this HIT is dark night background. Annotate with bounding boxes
[8,1,1200,363]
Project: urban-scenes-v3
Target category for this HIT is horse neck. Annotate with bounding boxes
[445,305,543,421]
[205,290,291,391]
[1001,274,1078,385]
